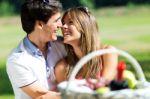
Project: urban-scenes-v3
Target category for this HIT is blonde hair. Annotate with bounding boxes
[62,7,102,79]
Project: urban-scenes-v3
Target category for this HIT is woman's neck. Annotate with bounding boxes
[71,44,87,78]
[72,45,83,59]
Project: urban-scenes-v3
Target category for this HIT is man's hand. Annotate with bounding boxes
[35,91,61,99]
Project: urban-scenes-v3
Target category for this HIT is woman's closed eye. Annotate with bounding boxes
[68,21,73,25]
[62,20,73,26]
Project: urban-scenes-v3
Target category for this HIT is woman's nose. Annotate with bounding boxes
[62,24,68,29]
[61,24,68,33]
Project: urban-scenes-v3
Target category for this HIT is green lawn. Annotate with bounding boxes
[0,6,150,98]
[0,94,14,99]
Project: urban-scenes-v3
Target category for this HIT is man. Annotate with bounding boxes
[6,0,66,99]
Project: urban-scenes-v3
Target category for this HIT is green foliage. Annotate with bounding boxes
[0,1,15,16]
[127,2,136,9]
[0,62,13,94]
[80,0,94,9]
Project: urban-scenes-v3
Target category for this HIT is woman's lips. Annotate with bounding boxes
[63,32,71,36]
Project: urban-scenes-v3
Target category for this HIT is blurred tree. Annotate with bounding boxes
[80,0,95,9]
[9,0,24,13]
[94,0,129,8]
[60,0,80,10]
[0,0,150,16]
[94,0,150,8]
[131,0,150,4]
[0,1,14,16]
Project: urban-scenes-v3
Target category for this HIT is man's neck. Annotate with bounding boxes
[27,34,48,58]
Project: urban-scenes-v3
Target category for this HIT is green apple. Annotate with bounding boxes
[123,70,137,89]
[96,87,110,94]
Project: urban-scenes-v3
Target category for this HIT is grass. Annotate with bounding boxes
[0,94,14,99]
[135,34,150,43]
[95,6,150,52]
[0,5,150,98]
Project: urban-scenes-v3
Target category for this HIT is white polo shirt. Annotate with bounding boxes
[6,36,67,99]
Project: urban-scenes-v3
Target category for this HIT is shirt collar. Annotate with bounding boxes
[23,36,52,56]
[23,36,43,56]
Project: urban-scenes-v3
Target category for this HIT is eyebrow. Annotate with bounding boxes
[55,17,61,22]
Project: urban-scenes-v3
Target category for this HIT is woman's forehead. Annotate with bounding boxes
[63,15,72,21]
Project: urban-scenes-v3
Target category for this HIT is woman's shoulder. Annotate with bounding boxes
[100,44,117,60]
[55,58,68,83]
[101,44,116,49]
[56,58,67,65]
[55,58,67,72]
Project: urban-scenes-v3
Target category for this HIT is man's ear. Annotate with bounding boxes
[35,20,44,29]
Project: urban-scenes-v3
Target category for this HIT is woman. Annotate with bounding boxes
[55,7,118,84]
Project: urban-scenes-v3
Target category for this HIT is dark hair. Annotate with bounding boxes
[21,0,62,34]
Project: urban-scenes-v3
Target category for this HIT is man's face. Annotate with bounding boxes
[42,12,62,41]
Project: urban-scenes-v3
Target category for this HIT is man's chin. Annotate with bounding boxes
[51,36,57,41]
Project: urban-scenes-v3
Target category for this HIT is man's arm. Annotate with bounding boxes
[21,81,60,99]
[35,92,61,99]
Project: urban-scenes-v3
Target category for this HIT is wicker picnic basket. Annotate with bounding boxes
[57,49,150,99]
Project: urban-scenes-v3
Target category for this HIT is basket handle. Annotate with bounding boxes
[66,48,146,92]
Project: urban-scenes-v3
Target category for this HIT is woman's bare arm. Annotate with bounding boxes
[55,59,68,83]
[101,45,118,81]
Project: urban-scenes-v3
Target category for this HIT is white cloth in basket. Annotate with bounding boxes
[58,79,94,94]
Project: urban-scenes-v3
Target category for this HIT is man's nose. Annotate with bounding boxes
[57,20,62,28]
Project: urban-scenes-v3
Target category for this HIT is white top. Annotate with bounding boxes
[6,37,67,99]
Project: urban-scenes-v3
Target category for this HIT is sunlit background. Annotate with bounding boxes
[0,0,150,98]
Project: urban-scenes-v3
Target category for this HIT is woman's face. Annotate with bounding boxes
[61,15,81,46]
